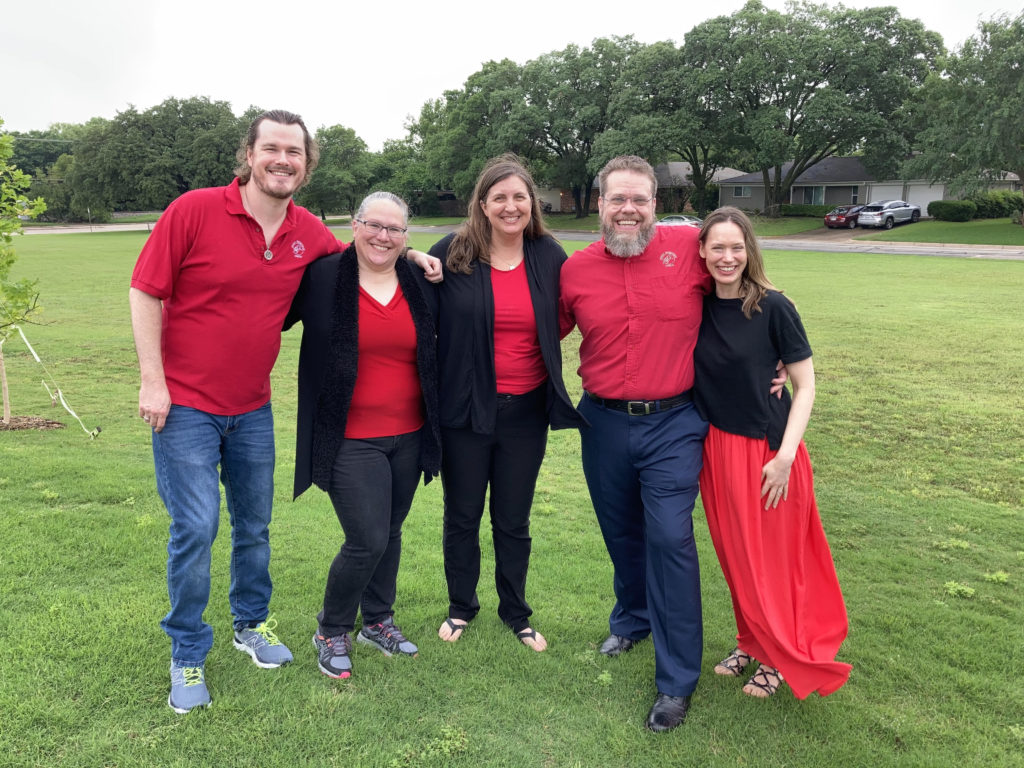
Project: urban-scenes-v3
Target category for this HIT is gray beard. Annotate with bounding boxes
[602,221,656,258]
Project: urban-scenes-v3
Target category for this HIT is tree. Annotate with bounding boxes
[597,40,732,216]
[296,125,373,218]
[66,117,117,221]
[0,119,46,424]
[413,60,540,199]
[65,98,243,219]
[683,0,942,215]
[10,126,75,177]
[27,154,74,221]
[521,37,641,217]
[904,12,1024,214]
[369,138,435,215]
[409,38,639,217]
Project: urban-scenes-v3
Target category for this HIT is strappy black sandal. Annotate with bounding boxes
[515,626,547,652]
[714,648,752,677]
[438,617,467,642]
[743,664,784,698]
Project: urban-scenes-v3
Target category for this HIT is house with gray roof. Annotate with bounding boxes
[718,156,1020,213]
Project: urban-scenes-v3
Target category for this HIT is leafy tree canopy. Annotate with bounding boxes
[905,12,1024,205]
[296,124,372,218]
[683,0,942,214]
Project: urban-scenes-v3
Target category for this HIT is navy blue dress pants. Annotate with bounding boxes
[578,395,708,697]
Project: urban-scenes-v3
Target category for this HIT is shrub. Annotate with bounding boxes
[928,199,976,222]
[966,190,1024,218]
[780,204,833,217]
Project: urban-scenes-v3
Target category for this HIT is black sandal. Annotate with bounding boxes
[439,617,467,642]
[744,665,783,698]
[714,648,752,677]
[515,626,547,652]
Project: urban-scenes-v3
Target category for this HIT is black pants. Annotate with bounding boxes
[318,430,421,636]
[440,386,548,633]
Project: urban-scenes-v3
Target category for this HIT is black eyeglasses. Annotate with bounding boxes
[355,218,407,238]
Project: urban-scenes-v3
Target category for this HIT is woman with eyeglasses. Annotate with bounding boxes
[284,191,440,680]
[426,154,584,651]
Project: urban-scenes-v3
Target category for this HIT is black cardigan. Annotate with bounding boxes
[284,246,441,499]
[426,233,585,434]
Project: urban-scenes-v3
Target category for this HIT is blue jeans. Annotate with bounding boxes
[153,403,276,666]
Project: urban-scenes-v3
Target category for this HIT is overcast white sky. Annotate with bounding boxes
[5,0,1018,151]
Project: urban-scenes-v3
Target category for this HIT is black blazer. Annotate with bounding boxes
[284,246,441,498]
[426,233,585,434]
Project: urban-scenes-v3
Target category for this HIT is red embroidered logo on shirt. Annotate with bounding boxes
[291,241,307,259]
[659,251,677,267]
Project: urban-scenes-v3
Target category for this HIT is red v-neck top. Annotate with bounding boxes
[345,284,425,438]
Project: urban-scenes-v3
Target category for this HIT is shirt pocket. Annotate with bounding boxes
[652,276,698,322]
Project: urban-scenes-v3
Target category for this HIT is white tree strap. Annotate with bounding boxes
[12,325,99,438]
[16,325,42,362]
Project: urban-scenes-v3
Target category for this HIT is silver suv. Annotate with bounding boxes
[858,200,921,229]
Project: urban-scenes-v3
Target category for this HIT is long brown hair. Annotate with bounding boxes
[699,206,788,319]
[446,154,552,274]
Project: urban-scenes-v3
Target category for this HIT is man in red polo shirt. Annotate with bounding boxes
[560,155,710,733]
[130,110,439,714]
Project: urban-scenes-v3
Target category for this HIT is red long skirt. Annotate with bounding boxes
[700,426,852,698]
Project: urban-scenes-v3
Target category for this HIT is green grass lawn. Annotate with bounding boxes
[856,217,1024,245]
[1,232,1022,767]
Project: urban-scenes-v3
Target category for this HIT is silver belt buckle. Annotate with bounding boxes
[627,400,652,416]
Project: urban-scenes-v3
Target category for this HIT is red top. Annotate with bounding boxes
[131,179,344,415]
[559,226,711,400]
[491,263,547,394]
[346,285,425,438]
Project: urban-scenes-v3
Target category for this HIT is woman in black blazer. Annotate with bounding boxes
[426,155,584,651]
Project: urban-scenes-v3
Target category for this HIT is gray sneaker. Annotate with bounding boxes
[356,617,418,657]
[313,631,353,678]
[233,617,293,668]
[168,663,211,714]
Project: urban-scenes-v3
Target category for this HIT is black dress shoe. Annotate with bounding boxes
[645,692,692,732]
[599,634,637,657]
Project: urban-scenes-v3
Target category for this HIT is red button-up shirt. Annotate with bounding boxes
[559,226,711,400]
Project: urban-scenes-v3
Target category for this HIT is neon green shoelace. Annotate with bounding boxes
[181,666,204,687]
[253,617,282,645]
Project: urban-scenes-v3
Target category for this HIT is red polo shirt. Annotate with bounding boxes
[131,179,345,415]
[559,225,711,400]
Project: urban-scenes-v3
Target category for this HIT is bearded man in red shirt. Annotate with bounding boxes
[560,155,711,733]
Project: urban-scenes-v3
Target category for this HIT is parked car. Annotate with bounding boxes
[857,200,921,229]
[824,205,864,229]
[657,214,703,228]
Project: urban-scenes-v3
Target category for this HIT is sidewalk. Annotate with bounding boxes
[23,222,1024,260]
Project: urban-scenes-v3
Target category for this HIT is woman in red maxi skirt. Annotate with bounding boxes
[693,207,851,700]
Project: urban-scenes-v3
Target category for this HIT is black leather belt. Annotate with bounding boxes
[585,389,692,416]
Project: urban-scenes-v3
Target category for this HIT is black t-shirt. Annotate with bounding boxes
[693,290,812,450]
